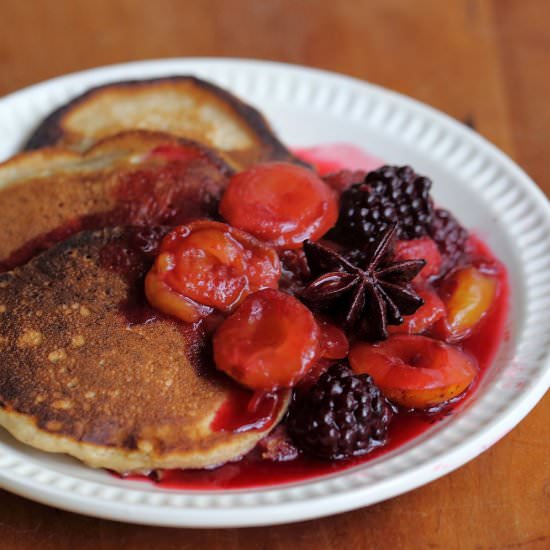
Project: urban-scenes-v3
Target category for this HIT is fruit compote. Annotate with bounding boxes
[127,143,509,490]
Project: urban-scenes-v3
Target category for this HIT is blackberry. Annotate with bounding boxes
[332,165,434,245]
[287,363,393,460]
[430,208,468,273]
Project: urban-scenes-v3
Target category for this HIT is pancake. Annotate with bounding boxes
[0,227,289,472]
[23,76,297,169]
[0,130,232,271]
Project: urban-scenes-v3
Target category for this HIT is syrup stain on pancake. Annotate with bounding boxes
[0,131,233,272]
[0,227,289,472]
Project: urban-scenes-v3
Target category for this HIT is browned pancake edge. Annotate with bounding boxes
[23,76,298,168]
[0,228,289,472]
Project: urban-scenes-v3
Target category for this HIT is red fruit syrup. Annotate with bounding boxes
[210,389,283,434]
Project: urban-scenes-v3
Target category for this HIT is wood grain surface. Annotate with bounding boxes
[0,1,548,548]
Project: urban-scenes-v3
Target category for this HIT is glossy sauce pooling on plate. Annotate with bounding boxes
[210,389,283,433]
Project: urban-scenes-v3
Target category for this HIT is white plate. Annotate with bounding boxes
[0,58,549,528]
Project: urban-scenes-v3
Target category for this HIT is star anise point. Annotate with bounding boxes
[301,226,425,341]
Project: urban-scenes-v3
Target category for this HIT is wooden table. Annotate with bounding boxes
[0,1,548,548]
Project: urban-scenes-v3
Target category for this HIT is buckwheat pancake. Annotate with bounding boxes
[0,130,232,271]
[0,227,289,472]
[23,76,296,169]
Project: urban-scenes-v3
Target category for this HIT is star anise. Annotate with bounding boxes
[301,224,425,341]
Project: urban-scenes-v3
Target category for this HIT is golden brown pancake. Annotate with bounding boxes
[0,130,232,271]
[23,76,297,169]
[0,227,289,472]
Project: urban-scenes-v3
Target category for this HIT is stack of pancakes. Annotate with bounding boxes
[0,78,294,472]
